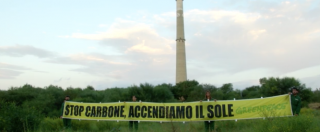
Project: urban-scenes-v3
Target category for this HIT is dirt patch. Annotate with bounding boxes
[309,103,320,110]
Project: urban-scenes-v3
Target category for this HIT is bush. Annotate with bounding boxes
[255,108,320,132]
[37,117,63,131]
[37,117,124,131]
[0,101,43,132]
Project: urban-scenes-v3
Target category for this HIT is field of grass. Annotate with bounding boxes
[33,108,320,132]
[308,103,320,110]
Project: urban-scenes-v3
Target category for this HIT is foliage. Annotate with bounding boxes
[312,89,320,102]
[152,84,175,102]
[241,85,261,99]
[0,77,318,131]
[170,80,200,101]
[0,101,43,132]
[37,117,123,132]
[259,77,314,107]
[255,108,320,132]
[33,108,320,132]
[259,77,302,96]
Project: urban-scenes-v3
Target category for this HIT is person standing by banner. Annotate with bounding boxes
[290,87,301,116]
[129,95,139,131]
[201,91,216,132]
[60,95,72,130]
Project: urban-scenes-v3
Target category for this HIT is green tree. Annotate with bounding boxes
[0,101,43,132]
[311,88,320,102]
[127,85,142,101]
[242,85,261,99]
[139,83,154,101]
[201,84,222,99]
[64,87,83,100]
[102,87,128,102]
[220,83,236,100]
[187,85,204,101]
[260,77,302,96]
[299,87,313,107]
[171,80,199,101]
[86,85,95,90]
[76,88,103,102]
[5,84,42,106]
[259,77,313,107]
[152,84,175,102]
[43,85,65,117]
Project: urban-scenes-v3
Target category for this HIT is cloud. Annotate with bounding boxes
[47,53,133,78]
[58,35,70,38]
[182,1,320,75]
[0,44,55,58]
[0,62,31,70]
[54,78,62,83]
[67,19,175,55]
[71,19,158,40]
[47,51,175,87]
[300,74,320,89]
[0,69,22,79]
[99,24,108,27]
[48,0,320,89]
[0,63,31,79]
[186,9,261,24]
[53,18,178,85]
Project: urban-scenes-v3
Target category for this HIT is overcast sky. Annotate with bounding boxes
[1,0,319,90]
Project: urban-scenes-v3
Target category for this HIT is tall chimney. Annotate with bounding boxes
[176,0,187,83]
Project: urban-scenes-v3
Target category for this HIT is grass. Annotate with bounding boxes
[30,108,320,132]
[308,103,320,109]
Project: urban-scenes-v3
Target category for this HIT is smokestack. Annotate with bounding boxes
[176,0,187,83]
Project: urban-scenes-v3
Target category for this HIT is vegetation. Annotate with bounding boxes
[0,77,319,132]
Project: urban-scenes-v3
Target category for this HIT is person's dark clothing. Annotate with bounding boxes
[63,118,72,129]
[203,99,215,132]
[61,101,72,129]
[129,121,138,131]
[204,121,214,132]
[291,94,301,115]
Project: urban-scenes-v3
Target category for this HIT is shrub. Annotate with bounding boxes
[0,101,43,132]
[255,108,319,132]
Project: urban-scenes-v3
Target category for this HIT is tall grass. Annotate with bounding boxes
[34,108,320,132]
[253,108,320,132]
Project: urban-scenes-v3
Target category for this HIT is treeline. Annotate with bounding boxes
[0,77,319,131]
